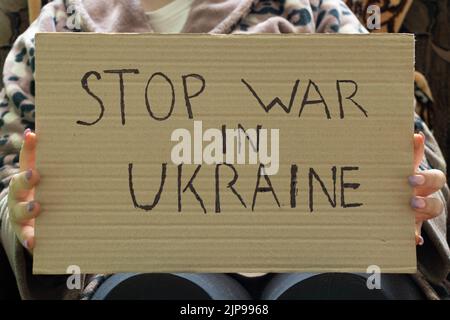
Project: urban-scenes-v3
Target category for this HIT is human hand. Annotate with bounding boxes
[410,133,446,245]
[7,129,40,254]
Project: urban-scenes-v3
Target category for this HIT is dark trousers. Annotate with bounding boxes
[90,272,425,300]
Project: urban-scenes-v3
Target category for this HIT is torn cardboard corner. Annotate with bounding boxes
[34,33,416,275]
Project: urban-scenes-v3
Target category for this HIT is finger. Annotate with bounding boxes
[413,133,425,172]
[19,129,37,172]
[9,201,40,224]
[415,220,424,246]
[12,223,35,253]
[411,196,444,220]
[9,169,40,201]
[20,225,35,252]
[408,169,446,196]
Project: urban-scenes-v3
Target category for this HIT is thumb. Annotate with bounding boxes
[19,129,37,172]
[413,132,425,173]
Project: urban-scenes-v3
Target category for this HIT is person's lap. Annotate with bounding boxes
[89,272,425,300]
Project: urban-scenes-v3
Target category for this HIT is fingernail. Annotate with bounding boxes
[409,175,425,186]
[22,239,28,250]
[25,169,32,180]
[417,236,424,246]
[419,131,426,142]
[23,128,31,137]
[411,197,426,209]
[27,201,35,212]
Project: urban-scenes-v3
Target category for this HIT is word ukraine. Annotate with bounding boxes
[77,70,368,214]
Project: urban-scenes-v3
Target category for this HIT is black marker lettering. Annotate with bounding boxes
[103,69,140,125]
[77,71,104,126]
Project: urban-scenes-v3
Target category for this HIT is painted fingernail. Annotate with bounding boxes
[22,239,28,250]
[27,201,35,212]
[25,169,32,180]
[409,175,425,186]
[417,236,424,246]
[23,128,31,137]
[411,197,426,209]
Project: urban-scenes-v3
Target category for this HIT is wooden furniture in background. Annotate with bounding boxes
[27,0,41,22]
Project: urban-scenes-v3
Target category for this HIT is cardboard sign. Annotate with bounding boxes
[34,33,415,274]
